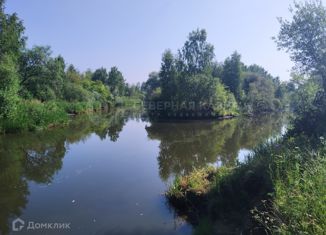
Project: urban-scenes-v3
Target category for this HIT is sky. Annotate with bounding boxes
[5,0,320,84]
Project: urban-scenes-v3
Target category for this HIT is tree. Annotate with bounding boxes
[107,66,125,96]
[159,50,177,100]
[0,54,20,119]
[0,0,25,62]
[46,55,65,99]
[289,73,321,116]
[177,29,215,75]
[276,0,326,91]
[19,47,66,101]
[141,72,160,94]
[276,0,326,135]
[243,73,277,114]
[0,0,24,119]
[19,46,51,87]
[91,67,108,84]
[222,51,242,100]
[211,62,223,78]
[66,64,81,82]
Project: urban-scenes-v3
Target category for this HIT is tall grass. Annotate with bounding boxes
[253,137,326,234]
[167,136,326,234]
[0,100,107,134]
[0,100,68,133]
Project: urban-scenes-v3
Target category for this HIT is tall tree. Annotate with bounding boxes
[108,66,125,96]
[178,29,215,75]
[0,0,24,119]
[0,0,25,62]
[18,47,66,101]
[0,54,20,119]
[222,51,242,100]
[276,0,326,91]
[159,50,177,100]
[19,46,51,86]
[276,0,326,135]
[141,72,160,97]
[91,67,108,84]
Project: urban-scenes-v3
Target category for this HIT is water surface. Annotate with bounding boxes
[0,110,286,235]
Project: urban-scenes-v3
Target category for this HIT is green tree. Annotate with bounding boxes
[91,67,108,84]
[0,54,20,119]
[107,66,125,96]
[159,50,178,100]
[211,62,223,78]
[222,51,242,100]
[276,0,326,91]
[141,72,160,96]
[177,29,215,75]
[0,0,25,61]
[289,73,321,116]
[18,47,66,101]
[276,0,326,135]
[0,0,24,119]
[19,46,51,87]
[66,64,81,82]
[243,73,277,114]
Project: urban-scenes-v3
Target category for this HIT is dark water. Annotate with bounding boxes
[0,109,286,235]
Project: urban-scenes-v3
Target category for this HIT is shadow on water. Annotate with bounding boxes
[146,114,287,181]
[0,109,141,235]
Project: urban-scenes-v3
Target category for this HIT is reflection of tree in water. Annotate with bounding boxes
[147,120,236,180]
[0,131,67,234]
[146,114,286,181]
[0,109,137,234]
[94,108,143,142]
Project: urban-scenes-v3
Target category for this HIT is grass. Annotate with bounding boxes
[253,137,326,234]
[166,136,326,234]
[114,96,143,107]
[0,100,68,133]
[0,100,110,134]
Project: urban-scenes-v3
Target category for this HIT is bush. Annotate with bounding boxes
[62,100,104,114]
[0,100,68,133]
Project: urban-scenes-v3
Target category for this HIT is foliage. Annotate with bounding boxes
[143,29,286,118]
[0,54,20,119]
[276,0,326,90]
[0,1,25,61]
[91,67,108,84]
[253,137,326,235]
[167,136,326,234]
[141,72,160,98]
[222,51,242,100]
[0,100,68,133]
[144,29,239,118]
[177,28,215,76]
[0,0,24,120]
[114,96,142,107]
[276,0,326,136]
[242,73,280,114]
[107,66,126,96]
[19,47,66,101]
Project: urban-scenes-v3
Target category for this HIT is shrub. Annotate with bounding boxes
[0,100,68,133]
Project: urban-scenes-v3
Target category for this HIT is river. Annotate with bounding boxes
[0,109,287,235]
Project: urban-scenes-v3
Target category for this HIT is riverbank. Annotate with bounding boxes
[0,98,142,134]
[166,135,326,234]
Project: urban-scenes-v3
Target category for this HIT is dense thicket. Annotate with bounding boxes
[142,29,288,118]
[0,1,142,133]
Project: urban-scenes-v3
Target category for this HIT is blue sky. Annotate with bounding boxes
[6,0,320,83]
